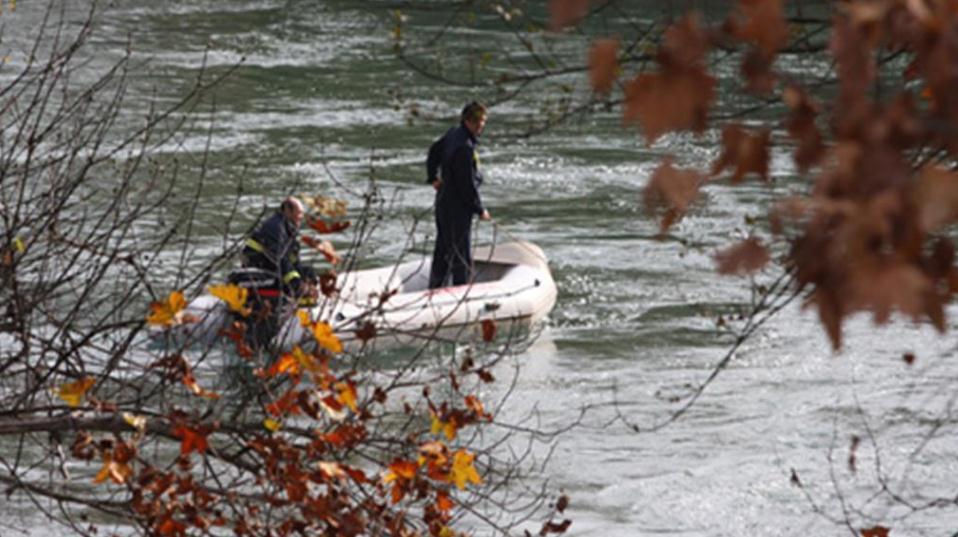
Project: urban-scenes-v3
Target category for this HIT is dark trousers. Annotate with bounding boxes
[429,211,472,289]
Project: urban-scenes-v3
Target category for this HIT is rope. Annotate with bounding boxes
[483,217,551,266]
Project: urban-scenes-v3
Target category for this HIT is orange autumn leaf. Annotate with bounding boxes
[147,290,190,327]
[334,380,358,413]
[307,216,351,234]
[588,38,619,94]
[313,321,343,354]
[384,459,418,482]
[447,449,481,490]
[173,425,209,456]
[435,490,455,513]
[464,395,489,419]
[208,284,250,316]
[714,238,770,275]
[93,452,133,485]
[182,373,219,399]
[157,518,187,536]
[267,353,300,378]
[57,377,95,408]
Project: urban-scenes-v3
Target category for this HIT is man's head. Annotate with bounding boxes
[461,101,488,137]
[280,196,305,228]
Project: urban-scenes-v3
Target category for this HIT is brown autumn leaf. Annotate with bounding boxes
[830,16,875,108]
[861,526,890,537]
[623,69,715,144]
[319,270,337,297]
[711,124,771,183]
[643,157,706,231]
[812,287,845,350]
[172,425,210,456]
[912,165,958,232]
[714,238,770,276]
[539,519,572,535]
[588,38,619,95]
[727,0,788,56]
[848,434,860,474]
[902,352,915,365]
[556,494,569,513]
[851,262,932,325]
[355,321,376,343]
[659,13,711,69]
[782,86,825,172]
[741,48,777,94]
[481,319,496,342]
[549,0,588,31]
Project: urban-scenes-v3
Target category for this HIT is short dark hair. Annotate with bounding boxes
[461,101,488,122]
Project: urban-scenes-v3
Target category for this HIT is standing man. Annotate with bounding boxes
[426,101,492,289]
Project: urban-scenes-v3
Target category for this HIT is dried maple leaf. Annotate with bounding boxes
[549,0,588,31]
[643,157,706,231]
[447,449,481,490]
[182,373,220,399]
[727,0,788,55]
[912,165,958,232]
[57,377,95,408]
[147,290,190,327]
[334,380,358,413]
[860,527,890,537]
[714,238,770,275]
[208,284,250,316]
[588,38,619,94]
[313,321,343,354]
[355,321,376,343]
[711,124,770,183]
[93,452,133,485]
[624,69,715,144]
[173,425,209,456]
[481,319,497,342]
[307,216,351,234]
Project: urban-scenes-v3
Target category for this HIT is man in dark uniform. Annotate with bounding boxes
[426,101,492,289]
[233,196,316,347]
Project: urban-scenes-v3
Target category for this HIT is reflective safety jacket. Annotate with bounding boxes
[241,211,311,294]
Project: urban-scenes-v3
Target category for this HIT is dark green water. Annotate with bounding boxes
[3,2,957,535]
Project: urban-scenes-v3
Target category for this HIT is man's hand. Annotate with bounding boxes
[480,209,491,221]
[432,179,442,191]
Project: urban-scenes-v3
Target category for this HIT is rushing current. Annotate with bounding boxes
[3,2,958,536]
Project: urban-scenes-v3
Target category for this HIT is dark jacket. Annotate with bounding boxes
[241,211,311,293]
[427,124,484,218]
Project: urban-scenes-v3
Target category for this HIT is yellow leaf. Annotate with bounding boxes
[297,309,312,327]
[334,381,358,413]
[266,353,299,378]
[208,284,250,316]
[12,237,24,253]
[93,453,132,485]
[146,290,189,326]
[292,345,321,374]
[438,526,455,537]
[430,414,457,440]
[448,449,481,490]
[57,377,95,408]
[122,412,146,432]
[313,321,343,354]
[263,418,282,432]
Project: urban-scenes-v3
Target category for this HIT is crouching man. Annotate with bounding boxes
[230,196,317,349]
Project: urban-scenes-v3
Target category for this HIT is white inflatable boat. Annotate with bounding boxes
[174,241,557,352]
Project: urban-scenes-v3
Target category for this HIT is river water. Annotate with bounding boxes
[4,2,958,536]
